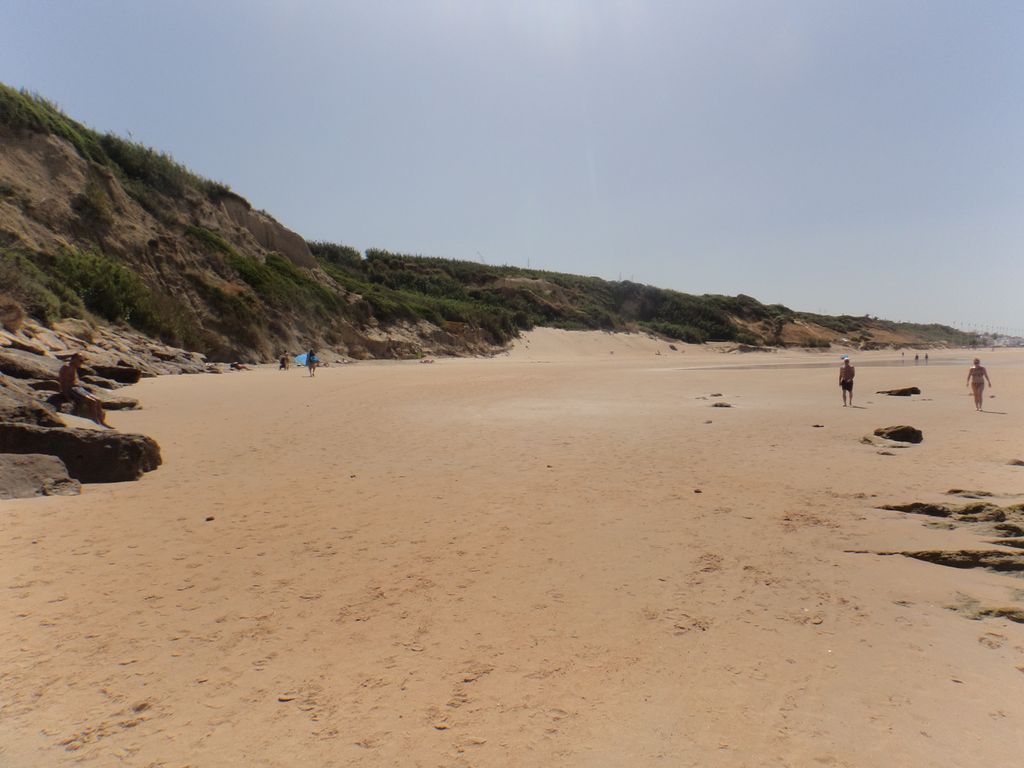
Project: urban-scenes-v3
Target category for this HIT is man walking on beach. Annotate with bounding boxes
[839,356,855,407]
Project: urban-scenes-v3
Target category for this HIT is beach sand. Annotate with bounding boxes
[2,330,1023,766]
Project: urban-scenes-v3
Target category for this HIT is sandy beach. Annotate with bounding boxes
[2,330,1023,767]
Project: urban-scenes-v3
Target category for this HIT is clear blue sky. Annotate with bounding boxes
[2,1,1021,331]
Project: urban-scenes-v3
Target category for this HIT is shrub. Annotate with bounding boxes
[185,272,265,349]
[44,246,201,346]
[0,293,26,330]
[642,320,709,344]
[230,252,346,321]
[187,225,236,256]
[0,247,66,324]
[309,241,362,270]
[49,247,149,323]
[71,176,114,234]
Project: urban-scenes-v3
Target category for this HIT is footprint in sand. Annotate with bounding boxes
[978,632,1006,649]
[695,553,723,573]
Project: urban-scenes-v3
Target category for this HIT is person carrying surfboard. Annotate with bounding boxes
[306,349,319,377]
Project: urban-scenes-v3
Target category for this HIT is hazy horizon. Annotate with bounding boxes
[2,1,1021,333]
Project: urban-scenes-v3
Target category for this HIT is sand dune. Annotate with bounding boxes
[1,333,1022,766]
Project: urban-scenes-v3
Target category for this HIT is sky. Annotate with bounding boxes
[2,0,1021,332]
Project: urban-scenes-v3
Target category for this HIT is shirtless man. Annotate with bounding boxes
[58,353,111,428]
[966,358,992,411]
[839,356,855,406]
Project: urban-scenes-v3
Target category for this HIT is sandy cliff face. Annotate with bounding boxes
[219,196,316,269]
[0,124,483,361]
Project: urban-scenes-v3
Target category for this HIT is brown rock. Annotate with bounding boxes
[873,425,923,444]
[0,376,64,427]
[0,423,161,483]
[0,330,48,355]
[897,549,1024,574]
[89,390,139,411]
[52,318,96,343]
[0,453,80,499]
[81,374,122,390]
[0,347,63,380]
[90,365,141,384]
[45,387,138,413]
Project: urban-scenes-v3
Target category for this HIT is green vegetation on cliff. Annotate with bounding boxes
[0,243,203,346]
[0,82,981,357]
[312,248,769,344]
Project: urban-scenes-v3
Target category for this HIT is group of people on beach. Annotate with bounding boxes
[278,350,319,377]
[48,347,1000,431]
[57,345,325,430]
[839,355,993,411]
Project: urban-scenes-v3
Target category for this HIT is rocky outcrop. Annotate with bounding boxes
[893,549,1024,574]
[0,375,64,426]
[0,321,175,487]
[881,502,1005,522]
[874,425,923,444]
[0,423,161,483]
[1,319,208,422]
[90,365,141,384]
[0,347,63,380]
[0,453,80,499]
[45,390,139,414]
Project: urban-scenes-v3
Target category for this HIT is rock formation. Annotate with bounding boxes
[0,453,80,498]
[873,425,924,444]
[0,423,161,483]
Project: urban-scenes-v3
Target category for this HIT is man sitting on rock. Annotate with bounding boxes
[58,353,112,428]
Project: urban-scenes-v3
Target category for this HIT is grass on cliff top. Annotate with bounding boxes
[0,83,232,201]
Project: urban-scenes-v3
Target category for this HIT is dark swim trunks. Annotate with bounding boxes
[67,386,94,404]
[840,380,853,392]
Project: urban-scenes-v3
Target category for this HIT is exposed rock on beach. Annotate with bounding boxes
[0,453,80,498]
[0,318,181,494]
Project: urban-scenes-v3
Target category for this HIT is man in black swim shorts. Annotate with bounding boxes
[839,356,855,407]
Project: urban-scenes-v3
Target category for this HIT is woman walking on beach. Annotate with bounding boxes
[967,358,992,411]
[306,349,319,377]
